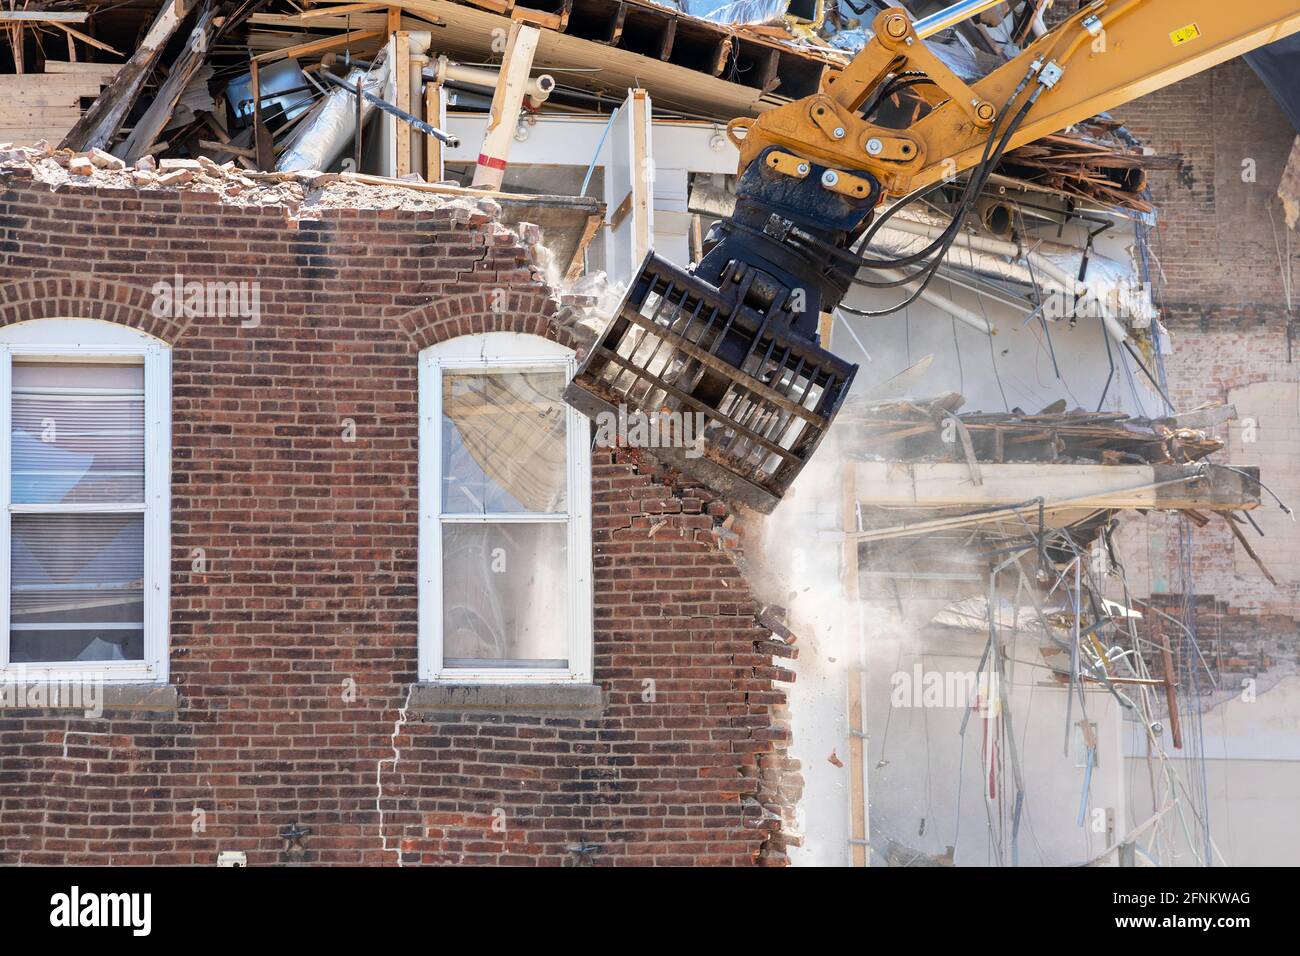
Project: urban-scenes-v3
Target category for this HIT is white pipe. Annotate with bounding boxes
[882,217,1129,342]
[1031,8,1049,38]
[431,56,555,103]
[874,268,995,334]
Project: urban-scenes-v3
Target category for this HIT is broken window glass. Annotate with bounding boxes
[440,368,568,514]
[438,365,571,670]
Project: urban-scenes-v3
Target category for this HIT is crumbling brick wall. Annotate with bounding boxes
[1115,59,1296,309]
[0,170,800,865]
[1107,61,1300,672]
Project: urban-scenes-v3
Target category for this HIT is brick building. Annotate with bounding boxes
[0,168,800,866]
[1113,60,1300,678]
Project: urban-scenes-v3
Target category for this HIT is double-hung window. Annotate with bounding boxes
[419,332,592,683]
[0,319,171,683]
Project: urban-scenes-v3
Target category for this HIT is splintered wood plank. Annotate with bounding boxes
[59,0,186,152]
[116,3,219,163]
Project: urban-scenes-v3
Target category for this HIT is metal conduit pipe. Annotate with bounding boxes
[428,56,555,103]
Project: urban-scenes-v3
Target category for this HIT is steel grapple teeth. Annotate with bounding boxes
[564,252,856,514]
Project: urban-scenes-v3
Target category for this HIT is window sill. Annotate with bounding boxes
[0,683,179,717]
[102,683,179,715]
[409,682,605,719]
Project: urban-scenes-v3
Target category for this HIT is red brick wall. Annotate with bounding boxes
[1107,61,1300,656]
[1114,60,1296,310]
[0,172,798,865]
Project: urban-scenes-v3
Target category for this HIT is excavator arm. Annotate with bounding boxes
[738,0,1300,197]
[565,0,1300,513]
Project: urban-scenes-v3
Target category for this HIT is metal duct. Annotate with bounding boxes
[277,53,389,172]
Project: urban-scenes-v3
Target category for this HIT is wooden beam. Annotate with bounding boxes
[393,31,412,177]
[470,22,539,190]
[251,29,384,64]
[0,11,88,21]
[300,3,391,19]
[250,59,273,170]
[424,81,445,182]
[8,24,24,75]
[115,2,217,163]
[331,0,823,118]
[853,462,1261,512]
[59,0,186,152]
[1159,634,1183,750]
[41,61,122,75]
[628,87,651,265]
[607,2,627,43]
[511,4,570,32]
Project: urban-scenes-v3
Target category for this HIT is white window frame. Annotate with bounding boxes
[418,332,593,684]
[0,318,172,684]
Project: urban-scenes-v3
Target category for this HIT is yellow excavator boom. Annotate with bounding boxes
[565,0,1300,512]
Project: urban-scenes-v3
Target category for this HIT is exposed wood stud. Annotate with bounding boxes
[425,81,446,182]
[251,29,384,64]
[394,31,412,177]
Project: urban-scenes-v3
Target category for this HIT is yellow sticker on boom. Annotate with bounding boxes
[1170,22,1201,46]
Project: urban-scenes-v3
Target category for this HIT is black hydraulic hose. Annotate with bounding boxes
[838,86,1041,281]
[851,65,1041,270]
[837,88,1043,317]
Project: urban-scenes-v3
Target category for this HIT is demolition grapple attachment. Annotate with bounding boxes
[566,142,873,513]
[564,250,857,514]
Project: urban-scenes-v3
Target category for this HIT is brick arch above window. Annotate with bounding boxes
[395,288,577,353]
[0,278,182,345]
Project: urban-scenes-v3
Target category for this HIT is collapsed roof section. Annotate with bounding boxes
[0,1,1162,206]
